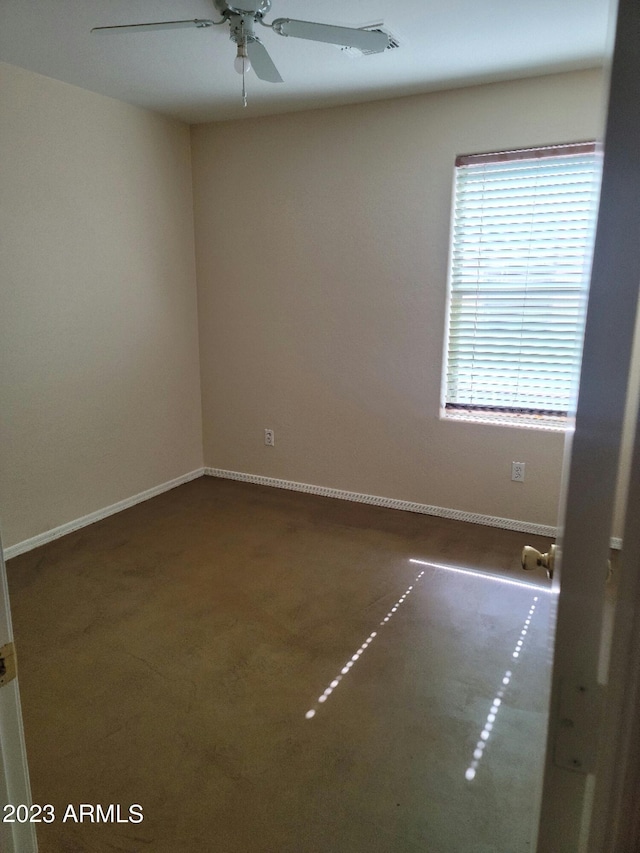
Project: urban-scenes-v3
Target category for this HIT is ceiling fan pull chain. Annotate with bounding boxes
[241,19,248,107]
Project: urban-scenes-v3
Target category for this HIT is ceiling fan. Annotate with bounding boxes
[92,1,390,99]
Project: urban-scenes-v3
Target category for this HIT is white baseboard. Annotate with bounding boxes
[205,468,625,549]
[4,468,205,561]
[5,465,622,560]
[204,467,560,538]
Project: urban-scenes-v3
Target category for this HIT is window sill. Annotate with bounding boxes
[441,408,572,433]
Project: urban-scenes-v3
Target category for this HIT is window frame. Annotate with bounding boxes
[440,141,601,431]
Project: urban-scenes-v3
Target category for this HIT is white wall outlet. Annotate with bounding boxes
[512,461,526,482]
[264,428,275,447]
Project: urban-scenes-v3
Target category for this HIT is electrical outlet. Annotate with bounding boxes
[264,429,275,447]
[512,462,526,482]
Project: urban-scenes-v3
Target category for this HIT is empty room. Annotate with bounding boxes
[2,1,640,851]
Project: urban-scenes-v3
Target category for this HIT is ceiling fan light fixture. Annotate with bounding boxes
[234,43,252,75]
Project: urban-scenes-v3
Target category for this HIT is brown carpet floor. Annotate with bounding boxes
[6,476,555,852]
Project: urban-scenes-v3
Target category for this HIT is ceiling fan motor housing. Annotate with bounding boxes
[229,15,258,44]
[214,1,272,19]
[215,1,270,44]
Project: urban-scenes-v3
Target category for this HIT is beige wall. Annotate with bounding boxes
[0,63,612,551]
[192,69,607,528]
[0,63,203,548]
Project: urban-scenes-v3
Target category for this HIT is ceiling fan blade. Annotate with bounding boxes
[91,19,217,35]
[271,19,389,53]
[247,40,283,83]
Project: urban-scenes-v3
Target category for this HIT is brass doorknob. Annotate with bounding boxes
[522,544,556,579]
[522,544,612,582]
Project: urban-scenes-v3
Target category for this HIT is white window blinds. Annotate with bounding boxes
[444,143,601,428]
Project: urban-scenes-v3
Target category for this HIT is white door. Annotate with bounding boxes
[536,0,640,848]
[0,539,37,853]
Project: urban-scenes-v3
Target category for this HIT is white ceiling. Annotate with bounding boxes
[0,0,612,124]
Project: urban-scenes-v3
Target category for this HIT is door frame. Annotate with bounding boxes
[537,0,640,848]
[0,540,37,853]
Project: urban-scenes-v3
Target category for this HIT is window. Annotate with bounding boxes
[443,142,602,429]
